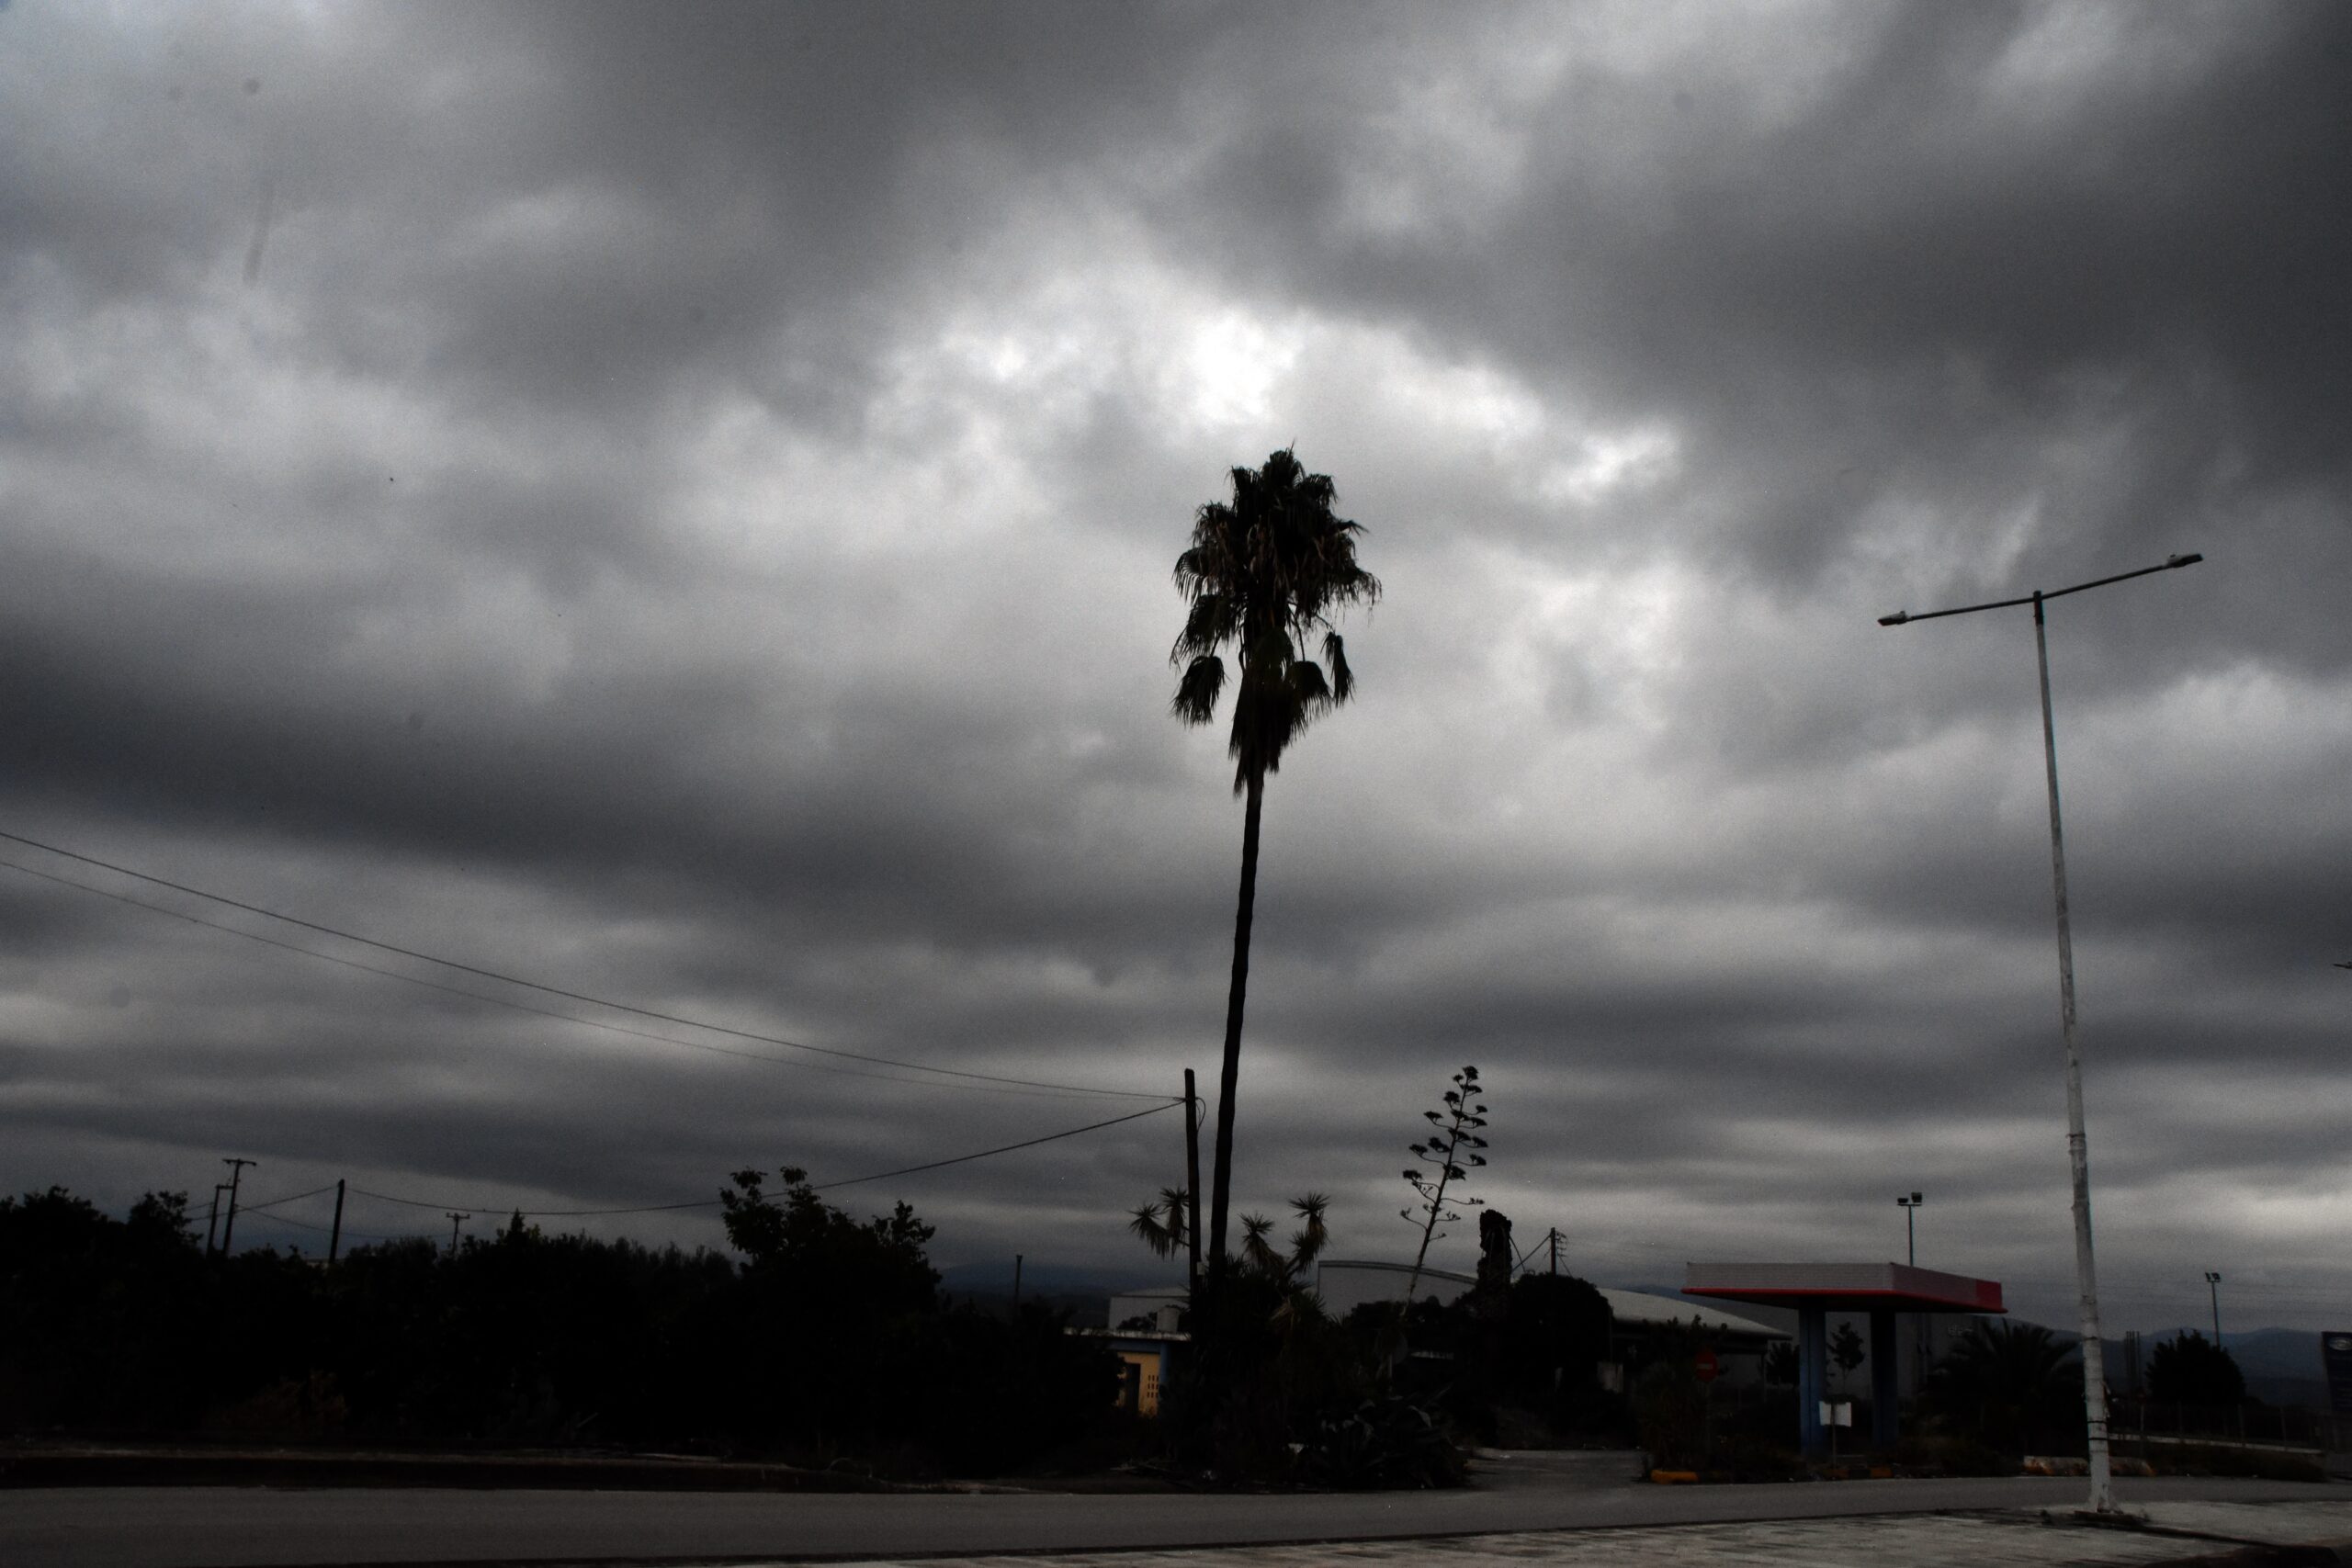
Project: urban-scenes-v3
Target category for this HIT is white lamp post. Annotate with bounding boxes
[1879,551,2203,1514]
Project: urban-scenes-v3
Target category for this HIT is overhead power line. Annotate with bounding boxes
[348,1186,721,1217]
[238,1208,409,1244]
[0,855,1100,1101]
[332,1100,1181,1218]
[0,828,1170,1103]
[237,1181,340,1213]
[810,1100,1177,1190]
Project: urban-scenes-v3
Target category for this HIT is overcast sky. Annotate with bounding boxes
[4,1,2347,1334]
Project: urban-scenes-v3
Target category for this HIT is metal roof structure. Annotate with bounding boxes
[1597,1285,1786,1341]
[1684,1261,2004,1316]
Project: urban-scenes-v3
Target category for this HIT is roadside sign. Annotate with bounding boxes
[1694,1348,1719,1382]
[2323,1331,2352,1416]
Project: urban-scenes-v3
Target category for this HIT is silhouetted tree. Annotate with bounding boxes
[1499,1272,1613,1433]
[2146,1329,2245,1408]
[1238,1193,1329,1287]
[1923,1319,2083,1457]
[720,1165,937,1309]
[1170,448,1378,1278]
[2,1179,1114,1477]
[1830,1320,1866,1394]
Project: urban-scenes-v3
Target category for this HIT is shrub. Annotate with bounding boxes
[1297,1395,1466,1489]
[1630,1357,1706,1470]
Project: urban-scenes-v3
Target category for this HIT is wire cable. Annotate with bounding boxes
[334,1100,1180,1216]
[236,1209,411,1243]
[237,1182,339,1213]
[0,841,1173,1103]
[0,855,1092,1100]
[812,1100,1179,1190]
[349,1186,722,1217]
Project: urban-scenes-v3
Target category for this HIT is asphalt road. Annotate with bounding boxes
[3,1469,2336,1568]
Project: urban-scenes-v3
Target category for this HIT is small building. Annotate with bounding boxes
[1077,1284,1190,1416]
[1596,1285,1788,1390]
[1313,1258,1476,1315]
[1107,1285,1189,1333]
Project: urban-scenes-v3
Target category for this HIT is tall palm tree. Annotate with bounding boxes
[1171,448,1379,1281]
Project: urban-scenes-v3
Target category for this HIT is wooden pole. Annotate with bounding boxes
[1183,1069,1203,1292]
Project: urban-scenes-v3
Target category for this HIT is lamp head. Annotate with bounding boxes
[1878,610,1910,626]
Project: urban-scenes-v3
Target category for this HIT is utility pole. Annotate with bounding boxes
[445,1212,469,1255]
[1879,550,2202,1514]
[1546,1227,1563,1275]
[328,1179,346,1264]
[1183,1069,1203,1293]
[1012,1253,1023,1309]
[2206,1270,2222,1345]
[219,1157,256,1256]
[205,1182,229,1256]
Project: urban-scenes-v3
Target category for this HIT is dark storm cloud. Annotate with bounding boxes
[1166,1,2352,592]
[2,1,2346,1331]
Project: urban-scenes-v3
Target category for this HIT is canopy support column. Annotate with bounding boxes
[1871,1309,1900,1451]
[1797,1303,1827,1457]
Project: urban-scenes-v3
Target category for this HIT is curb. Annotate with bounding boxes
[2133,1547,2352,1568]
[0,1449,908,1492]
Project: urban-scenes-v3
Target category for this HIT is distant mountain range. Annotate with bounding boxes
[935,1258,1168,1325]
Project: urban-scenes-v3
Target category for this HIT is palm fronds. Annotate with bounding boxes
[1127,1186,1191,1260]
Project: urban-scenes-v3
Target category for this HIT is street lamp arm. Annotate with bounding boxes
[1879,554,2202,626]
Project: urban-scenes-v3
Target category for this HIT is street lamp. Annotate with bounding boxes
[2206,1270,2222,1345]
[1879,549,2203,1515]
[1898,1190,1927,1394]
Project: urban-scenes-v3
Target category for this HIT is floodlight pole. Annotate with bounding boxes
[1899,1190,1926,1395]
[1879,551,2202,1515]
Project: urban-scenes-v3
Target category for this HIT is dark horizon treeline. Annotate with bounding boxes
[0,1174,1123,1476]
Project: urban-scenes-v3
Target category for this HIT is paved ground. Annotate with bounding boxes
[6,1465,2344,1567]
[803,1500,2352,1568]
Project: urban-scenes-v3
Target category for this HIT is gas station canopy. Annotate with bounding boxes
[1685,1261,2004,1316]
[1683,1262,2006,1458]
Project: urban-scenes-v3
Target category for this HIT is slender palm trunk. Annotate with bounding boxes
[1206,767,1264,1282]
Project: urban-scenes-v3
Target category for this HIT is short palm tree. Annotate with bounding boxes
[1128,1187,1191,1261]
[1238,1192,1331,1286]
[1171,449,1379,1280]
[1240,1194,1331,1341]
[1925,1318,2082,1456]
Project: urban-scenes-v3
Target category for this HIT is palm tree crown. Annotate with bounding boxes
[1170,448,1380,790]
